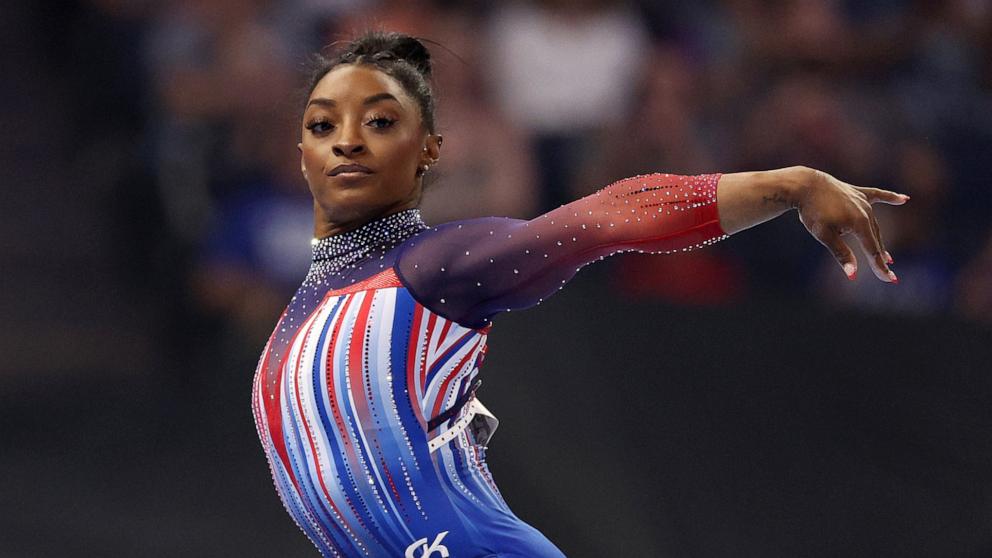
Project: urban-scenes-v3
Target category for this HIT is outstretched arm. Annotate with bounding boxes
[396,168,909,328]
[716,166,909,282]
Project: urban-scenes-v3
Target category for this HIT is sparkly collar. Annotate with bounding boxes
[310,208,429,268]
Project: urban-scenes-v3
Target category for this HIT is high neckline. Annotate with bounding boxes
[311,208,429,264]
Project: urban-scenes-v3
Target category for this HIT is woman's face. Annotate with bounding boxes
[299,64,440,232]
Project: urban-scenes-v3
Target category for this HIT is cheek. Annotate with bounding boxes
[301,145,324,174]
[379,131,421,166]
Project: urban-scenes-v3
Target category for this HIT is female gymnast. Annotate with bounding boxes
[251,31,909,557]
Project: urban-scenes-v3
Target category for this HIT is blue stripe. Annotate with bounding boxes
[271,452,339,556]
[304,297,370,554]
[390,289,467,527]
[329,293,397,549]
[351,290,414,549]
[426,329,475,386]
[436,394,493,509]
[281,350,351,553]
[310,296,389,555]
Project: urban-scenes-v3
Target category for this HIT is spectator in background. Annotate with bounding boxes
[736,74,883,188]
[143,0,295,244]
[577,42,745,305]
[417,9,539,222]
[486,0,649,212]
[323,0,440,45]
[320,3,542,222]
[190,117,314,342]
[577,43,717,187]
[895,1,992,272]
[134,0,991,334]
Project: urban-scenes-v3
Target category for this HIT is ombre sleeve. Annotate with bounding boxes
[395,173,730,329]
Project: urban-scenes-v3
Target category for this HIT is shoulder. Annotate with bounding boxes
[399,216,526,251]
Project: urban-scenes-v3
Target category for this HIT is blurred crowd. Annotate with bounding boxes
[47,0,992,351]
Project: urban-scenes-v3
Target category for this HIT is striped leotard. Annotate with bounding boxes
[251,173,729,557]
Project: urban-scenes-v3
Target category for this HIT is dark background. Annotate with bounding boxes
[2,1,991,557]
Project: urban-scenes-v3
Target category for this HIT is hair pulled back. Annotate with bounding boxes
[306,30,437,134]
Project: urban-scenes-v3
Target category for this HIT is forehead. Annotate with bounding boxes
[308,64,415,110]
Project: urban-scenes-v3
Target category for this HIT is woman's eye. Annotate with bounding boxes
[306,120,333,134]
[367,116,396,129]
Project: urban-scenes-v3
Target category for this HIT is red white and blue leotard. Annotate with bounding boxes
[251,173,729,557]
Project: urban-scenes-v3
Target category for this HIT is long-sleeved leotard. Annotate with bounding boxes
[252,173,728,557]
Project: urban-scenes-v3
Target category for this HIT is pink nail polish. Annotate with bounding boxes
[888,271,899,284]
[843,263,856,279]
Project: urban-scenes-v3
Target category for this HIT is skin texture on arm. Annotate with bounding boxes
[716,166,910,282]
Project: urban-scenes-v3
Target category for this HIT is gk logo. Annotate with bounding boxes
[405,530,450,558]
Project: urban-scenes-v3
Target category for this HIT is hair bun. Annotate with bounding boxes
[346,31,432,79]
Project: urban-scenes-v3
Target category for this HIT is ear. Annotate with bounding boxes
[420,134,443,165]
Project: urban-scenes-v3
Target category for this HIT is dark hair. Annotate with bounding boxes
[305,30,437,134]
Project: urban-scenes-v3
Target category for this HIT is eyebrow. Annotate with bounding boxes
[306,92,400,109]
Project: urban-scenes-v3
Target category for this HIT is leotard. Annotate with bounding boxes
[251,173,729,557]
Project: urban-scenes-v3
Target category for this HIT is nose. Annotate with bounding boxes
[332,141,365,157]
[332,124,365,158]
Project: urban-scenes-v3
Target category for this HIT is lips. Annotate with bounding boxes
[329,163,373,176]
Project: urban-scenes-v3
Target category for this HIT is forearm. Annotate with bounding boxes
[715,166,813,235]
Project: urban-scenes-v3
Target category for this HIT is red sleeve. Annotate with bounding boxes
[395,173,729,328]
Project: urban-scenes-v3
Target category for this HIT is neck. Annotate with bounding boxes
[313,199,421,239]
[305,206,427,287]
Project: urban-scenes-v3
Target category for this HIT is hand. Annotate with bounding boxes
[795,169,910,283]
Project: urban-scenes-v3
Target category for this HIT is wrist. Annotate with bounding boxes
[779,165,816,210]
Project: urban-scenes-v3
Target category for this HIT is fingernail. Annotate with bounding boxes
[843,263,856,279]
[902,194,911,201]
[884,251,893,264]
[888,270,899,283]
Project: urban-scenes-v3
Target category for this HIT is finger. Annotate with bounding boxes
[853,219,897,283]
[867,209,893,265]
[858,187,910,205]
[816,227,859,280]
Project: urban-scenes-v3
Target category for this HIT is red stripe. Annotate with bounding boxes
[324,295,356,452]
[421,312,438,389]
[318,293,372,532]
[437,320,453,348]
[260,323,300,492]
[429,337,483,422]
[254,337,283,466]
[325,268,402,297]
[406,303,427,428]
[426,329,475,386]
[380,456,404,505]
[293,297,361,533]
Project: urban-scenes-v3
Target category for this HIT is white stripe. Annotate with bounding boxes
[423,336,484,417]
[363,289,416,542]
[430,320,472,360]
